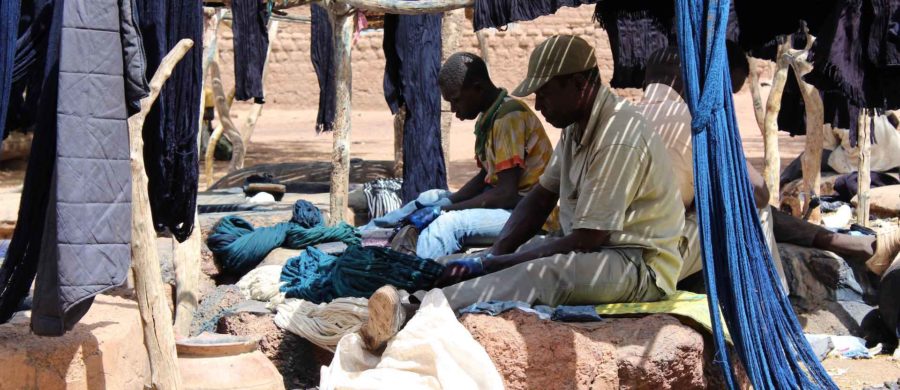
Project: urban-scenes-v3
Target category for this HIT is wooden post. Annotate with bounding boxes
[209,60,246,173]
[857,109,871,226]
[787,34,824,223]
[204,86,235,188]
[171,211,200,338]
[440,9,465,179]
[763,39,791,206]
[327,5,356,226]
[393,104,406,178]
[128,39,194,390]
[747,56,766,137]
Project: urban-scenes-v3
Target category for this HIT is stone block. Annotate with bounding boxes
[0,296,150,390]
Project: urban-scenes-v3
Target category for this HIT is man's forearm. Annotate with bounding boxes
[491,185,558,255]
[443,187,521,211]
[485,229,610,272]
[449,171,488,204]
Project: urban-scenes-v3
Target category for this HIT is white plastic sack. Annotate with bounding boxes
[320,289,504,390]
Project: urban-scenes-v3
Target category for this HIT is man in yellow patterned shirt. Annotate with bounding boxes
[393,52,553,259]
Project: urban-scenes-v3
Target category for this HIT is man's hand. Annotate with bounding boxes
[405,205,442,230]
[435,258,486,287]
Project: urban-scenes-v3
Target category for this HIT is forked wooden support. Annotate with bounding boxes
[209,60,246,173]
[785,33,824,223]
[128,38,194,390]
[327,4,356,225]
[857,109,872,226]
[747,56,766,136]
[762,39,791,206]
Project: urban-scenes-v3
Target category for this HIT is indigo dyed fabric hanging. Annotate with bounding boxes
[311,3,335,132]
[472,0,598,31]
[136,0,203,242]
[0,0,21,153]
[382,14,447,202]
[594,0,675,88]
[231,0,269,103]
[675,0,837,387]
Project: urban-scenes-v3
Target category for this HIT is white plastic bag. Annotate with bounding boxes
[320,289,504,390]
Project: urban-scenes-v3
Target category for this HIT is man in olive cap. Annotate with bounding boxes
[359,35,686,352]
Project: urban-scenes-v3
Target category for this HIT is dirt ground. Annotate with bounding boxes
[824,355,900,389]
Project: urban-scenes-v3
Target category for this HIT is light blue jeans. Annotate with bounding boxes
[416,208,512,259]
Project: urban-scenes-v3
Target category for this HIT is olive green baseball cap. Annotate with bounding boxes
[511,35,598,97]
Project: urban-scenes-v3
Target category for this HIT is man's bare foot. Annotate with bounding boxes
[360,285,405,352]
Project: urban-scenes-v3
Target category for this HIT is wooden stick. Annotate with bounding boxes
[127,38,194,390]
[393,105,406,178]
[172,212,200,338]
[203,86,235,188]
[342,0,473,14]
[857,109,871,226]
[787,38,824,223]
[747,56,766,137]
[239,20,281,147]
[209,60,246,173]
[327,6,356,225]
[763,39,791,207]
[440,9,464,179]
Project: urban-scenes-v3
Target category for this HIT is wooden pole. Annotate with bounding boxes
[747,56,766,137]
[209,60,246,173]
[393,104,406,178]
[763,39,791,207]
[440,9,464,180]
[327,5,356,225]
[128,39,194,390]
[342,0,473,14]
[787,34,824,223]
[857,109,871,226]
[204,86,235,188]
[172,212,200,338]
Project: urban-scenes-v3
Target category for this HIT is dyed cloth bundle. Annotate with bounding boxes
[207,200,361,276]
[231,0,270,103]
[382,14,448,202]
[472,0,598,31]
[311,3,335,132]
[363,178,403,219]
[280,245,444,304]
[136,0,203,242]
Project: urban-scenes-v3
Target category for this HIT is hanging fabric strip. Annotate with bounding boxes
[472,0,598,31]
[0,0,21,148]
[382,14,448,202]
[136,0,203,242]
[231,0,269,103]
[674,0,838,388]
[311,3,336,132]
[594,0,674,88]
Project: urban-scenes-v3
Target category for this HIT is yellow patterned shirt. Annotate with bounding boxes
[475,96,553,195]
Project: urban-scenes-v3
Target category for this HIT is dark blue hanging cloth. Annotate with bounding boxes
[135,0,203,242]
[0,0,147,335]
[594,0,674,88]
[231,0,269,103]
[472,0,598,31]
[0,0,21,153]
[311,3,335,132]
[383,13,448,202]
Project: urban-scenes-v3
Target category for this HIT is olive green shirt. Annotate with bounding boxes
[538,85,685,295]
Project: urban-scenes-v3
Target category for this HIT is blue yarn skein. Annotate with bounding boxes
[207,200,360,276]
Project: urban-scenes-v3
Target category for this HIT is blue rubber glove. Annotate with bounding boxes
[405,205,442,230]
[436,257,486,287]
